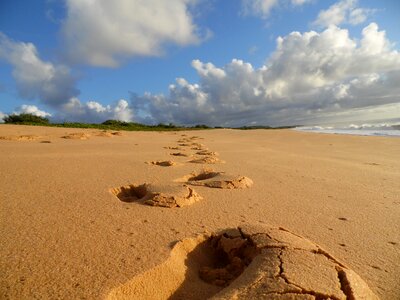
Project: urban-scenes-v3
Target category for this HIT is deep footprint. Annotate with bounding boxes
[146,160,177,167]
[61,132,90,140]
[196,150,219,156]
[107,224,379,300]
[170,152,191,157]
[189,156,224,164]
[179,170,253,189]
[110,183,202,208]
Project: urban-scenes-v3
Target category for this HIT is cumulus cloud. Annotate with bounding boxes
[58,98,134,123]
[0,111,6,123]
[62,0,206,67]
[313,0,374,28]
[242,0,279,18]
[0,33,79,107]
[13,105,52,118]
[241,0,312,19]
[291,0,312,5]
[131,23,400,126]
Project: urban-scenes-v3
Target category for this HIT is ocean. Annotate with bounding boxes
[294,118,400,137]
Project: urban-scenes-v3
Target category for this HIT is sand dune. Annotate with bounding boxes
[0,125,399,299]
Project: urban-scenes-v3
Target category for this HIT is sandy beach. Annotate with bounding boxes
[0,125,399,299]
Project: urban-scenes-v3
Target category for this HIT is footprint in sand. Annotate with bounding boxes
[178,143,192,147]
[191,145,208,151]
[164,146,183,150]
[189,156,225,164]
[189,136,203,140]
[107,224,378,300]
[0,135,41,141]
[146,160,178,167]
[170,152,192,157]
[94,130,123,137]
[61,132,90,140]
[196,150,218,156]
[110,183,201,208]
[177,170,253,189]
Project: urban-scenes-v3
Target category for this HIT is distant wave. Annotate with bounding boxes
[295,122,400,137]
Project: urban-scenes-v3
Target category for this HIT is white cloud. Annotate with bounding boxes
[13,105,52,118]
[59,98,134,123]
[0,33,79,106]
[313,0,374,28]
[242,0,279,18]
[62,0,206,67]
[0,111,6,123]
[131,23,400,126]
[291,0,312,5]
[241,0,312,19]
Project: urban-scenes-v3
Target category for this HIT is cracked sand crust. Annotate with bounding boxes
[210,224,379,300]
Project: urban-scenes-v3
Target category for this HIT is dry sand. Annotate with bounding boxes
[0,125,399,299]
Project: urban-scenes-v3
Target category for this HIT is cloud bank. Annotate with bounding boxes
[62,0,206,67]
[131,23,400,126]
[57,98,134,123]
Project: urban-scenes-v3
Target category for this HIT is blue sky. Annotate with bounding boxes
[0,0,399,126]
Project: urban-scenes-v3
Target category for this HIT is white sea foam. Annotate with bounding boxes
[295,121,400,137]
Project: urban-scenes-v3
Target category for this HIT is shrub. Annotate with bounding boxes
[3,113,49,124]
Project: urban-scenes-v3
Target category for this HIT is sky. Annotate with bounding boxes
[0,0,399,126]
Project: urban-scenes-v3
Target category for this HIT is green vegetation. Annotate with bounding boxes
[1,114,208,131]
[3,113,50,125]
[1,113,296,131]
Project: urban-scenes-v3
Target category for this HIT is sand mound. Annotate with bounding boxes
[146,160,177,167]
[111,183,202,208]
[179,170,253,189]
[61,133,90,140]
[189,156,224,164]
[0,134,41,141]
[107,224,378,300]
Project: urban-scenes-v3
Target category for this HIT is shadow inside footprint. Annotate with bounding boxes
[111,184,148,202]
[170,152,191,157]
